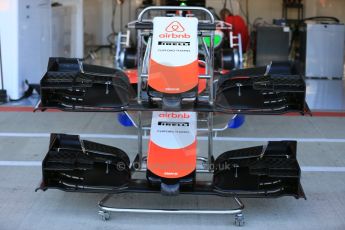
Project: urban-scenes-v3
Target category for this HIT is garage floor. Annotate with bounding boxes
[0,112,345,230]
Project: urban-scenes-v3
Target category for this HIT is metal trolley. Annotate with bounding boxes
[36,6,306,227]
[99,6,245,226]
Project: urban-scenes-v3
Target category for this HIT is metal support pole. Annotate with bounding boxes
[137,31,143,104]
[137,111,143,169]
[207,112,214,169]
[209,31,215,105]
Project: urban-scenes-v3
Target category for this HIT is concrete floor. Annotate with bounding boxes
[0,112,345,230]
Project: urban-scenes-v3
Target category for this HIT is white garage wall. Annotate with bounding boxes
[84,0,103,45]
[84,0,142,45]
[83,0,345,46]
[53,0,84,58]
[305,0,345,23]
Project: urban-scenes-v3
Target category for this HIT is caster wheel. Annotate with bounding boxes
[99,210,110,221]
[234,213,245,226]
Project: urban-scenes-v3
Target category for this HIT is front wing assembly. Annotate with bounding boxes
[37,58,309,115]
[38,134,305,199]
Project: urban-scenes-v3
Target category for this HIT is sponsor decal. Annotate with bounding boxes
[159,21,191,39]
[158,122,189,127]
[159,112,191,119]
[165,21,185,32]
[159,33,191,39]
[158,41,190,46]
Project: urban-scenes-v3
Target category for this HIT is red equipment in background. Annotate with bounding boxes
[225,15,249,52]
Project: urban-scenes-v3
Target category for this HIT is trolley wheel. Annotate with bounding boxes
[99,210,111,221]
[234,213,245,226]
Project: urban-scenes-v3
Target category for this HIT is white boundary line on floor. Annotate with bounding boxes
[301,166,345,172]
[0,161,345,173]
[0,161,42,166]
[1,132,345,143]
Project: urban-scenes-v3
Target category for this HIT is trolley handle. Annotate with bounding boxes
[137,6,215,23]
[134,22,216,30]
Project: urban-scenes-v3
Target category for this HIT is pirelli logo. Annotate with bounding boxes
[158,41,190,46]
[158,122,189,127]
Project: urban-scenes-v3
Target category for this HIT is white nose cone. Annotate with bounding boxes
[151,17,199,67]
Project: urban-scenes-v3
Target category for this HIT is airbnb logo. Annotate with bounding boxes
[165,21,185,32]
[159,112,190,119]
[159,20,191,38]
